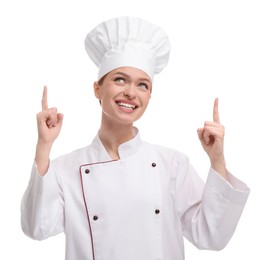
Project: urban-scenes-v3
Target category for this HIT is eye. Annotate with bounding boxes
[114,77,125,84]
[138,83,149,90]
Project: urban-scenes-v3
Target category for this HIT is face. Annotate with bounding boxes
[94,67,152,126]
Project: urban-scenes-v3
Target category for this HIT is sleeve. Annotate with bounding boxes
[20,161,64,240]
[176,159,250,251]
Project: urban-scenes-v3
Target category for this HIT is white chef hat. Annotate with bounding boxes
[84,16,170,81]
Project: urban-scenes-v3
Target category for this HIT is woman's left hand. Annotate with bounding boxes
[197,98,227,177]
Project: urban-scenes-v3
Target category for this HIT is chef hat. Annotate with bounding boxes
[85,16,170,81]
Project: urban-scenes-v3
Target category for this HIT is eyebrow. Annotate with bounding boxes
[113,71,151,83]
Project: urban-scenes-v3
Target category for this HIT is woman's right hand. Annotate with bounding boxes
[35,86,64,176]
[36,86,64,146]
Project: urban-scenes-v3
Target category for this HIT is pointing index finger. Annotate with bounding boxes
[213,98,220,123]
[42,86,48,111]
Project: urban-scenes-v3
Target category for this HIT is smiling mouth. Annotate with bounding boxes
[116,101,137,110]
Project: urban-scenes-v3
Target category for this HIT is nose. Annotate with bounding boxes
[123,84,136,99]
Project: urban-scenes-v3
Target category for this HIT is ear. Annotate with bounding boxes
[93,81,101,100]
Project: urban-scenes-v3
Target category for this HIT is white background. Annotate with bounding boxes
[0,0,270,259]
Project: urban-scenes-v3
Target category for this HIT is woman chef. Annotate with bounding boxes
[21,16,250,260]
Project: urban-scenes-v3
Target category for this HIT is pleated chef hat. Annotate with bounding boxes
[85,16,170,81]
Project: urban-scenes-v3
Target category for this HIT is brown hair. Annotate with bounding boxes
[96,74,108,105]
[97,73,107,86]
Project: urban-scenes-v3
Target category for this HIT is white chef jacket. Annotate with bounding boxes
[21,129,250,260]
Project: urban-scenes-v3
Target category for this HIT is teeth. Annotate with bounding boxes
[117,102,136,110]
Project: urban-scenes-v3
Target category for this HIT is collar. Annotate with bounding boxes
[91,127,142,161]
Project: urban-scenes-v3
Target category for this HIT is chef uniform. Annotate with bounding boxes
[21,17,250,260]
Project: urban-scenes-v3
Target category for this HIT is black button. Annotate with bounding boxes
[93,215,98,221]
[155,209,160,214]
[152,163,156,167]
[85,169,90,174]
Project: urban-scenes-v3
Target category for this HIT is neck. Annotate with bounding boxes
[98,118,136,160]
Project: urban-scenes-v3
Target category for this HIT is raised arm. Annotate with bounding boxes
[35,86,64,175]
[197,98,229,181]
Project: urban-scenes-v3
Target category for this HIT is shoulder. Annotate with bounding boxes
[52,144,93,168]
